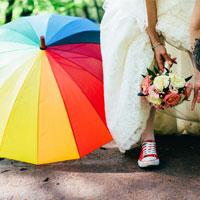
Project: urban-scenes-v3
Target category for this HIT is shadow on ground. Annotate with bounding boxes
[0,134,200,200]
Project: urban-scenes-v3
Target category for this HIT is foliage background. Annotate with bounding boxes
[0,0,104,25]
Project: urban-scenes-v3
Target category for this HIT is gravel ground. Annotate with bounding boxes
[0,134,200,200]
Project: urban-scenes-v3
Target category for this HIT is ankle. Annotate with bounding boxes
[140,137,155,143]
[141,134,155,143]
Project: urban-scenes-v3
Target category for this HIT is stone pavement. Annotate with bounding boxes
[0,134,200,200]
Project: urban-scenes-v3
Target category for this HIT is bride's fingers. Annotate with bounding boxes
[192,88,198,110]
[162,53,174,65]
[156,55,164,71]
[197,90,200,103]
[191,96,197,111]
[167,58,177,68]
[172,57,177,64]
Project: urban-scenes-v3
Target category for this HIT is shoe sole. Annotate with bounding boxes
[138,159,160,168]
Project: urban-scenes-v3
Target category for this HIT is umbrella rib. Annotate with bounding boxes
[25,18,41,44]
[47,53,106,125]
[1,27,39,46]
[51,44,82,52]
[36,54,43,164]
[51,43,91,53]
[0,50,38,80]
[46,18,84,44]
[46,53,81,157]
[0,47,36,55]
[48,31,100,46]
[49,50,90,59]
[0,53,41,152]
[49,45,101,61]
[48,50,102,82]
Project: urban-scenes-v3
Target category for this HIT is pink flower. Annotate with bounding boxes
[163,91,181,107]
[184,82,193,99]
[148,85,155,93]
[142,75,152,95]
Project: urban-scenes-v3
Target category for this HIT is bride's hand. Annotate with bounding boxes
[145,0,177,72]
[191,74,200,111]
[153,44,177,72]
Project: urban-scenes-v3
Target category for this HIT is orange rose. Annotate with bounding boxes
[163,92,181,107]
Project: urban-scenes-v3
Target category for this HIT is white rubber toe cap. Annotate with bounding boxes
[138,158,160,168]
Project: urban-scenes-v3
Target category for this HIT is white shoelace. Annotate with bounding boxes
[142,142,157,156]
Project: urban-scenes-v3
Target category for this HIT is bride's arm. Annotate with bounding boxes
[145,0,160,45]
[190,0,200,110]
[145,0,175,71]
[190,0,200,46]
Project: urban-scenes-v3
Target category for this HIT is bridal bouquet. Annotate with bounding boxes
[138,64,193,110]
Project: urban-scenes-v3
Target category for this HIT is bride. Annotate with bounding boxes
[100,0,200,168]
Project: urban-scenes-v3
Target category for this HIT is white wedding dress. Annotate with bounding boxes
[100,0,196,152]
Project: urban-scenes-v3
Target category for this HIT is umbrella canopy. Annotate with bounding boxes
[0,14,112,164]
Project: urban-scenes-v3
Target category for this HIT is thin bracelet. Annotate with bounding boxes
[152,43,164,50]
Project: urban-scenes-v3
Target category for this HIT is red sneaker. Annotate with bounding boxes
[138,140,160,168]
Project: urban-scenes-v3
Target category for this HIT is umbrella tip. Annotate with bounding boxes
[40,36,46,50]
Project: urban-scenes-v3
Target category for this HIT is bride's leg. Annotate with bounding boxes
[137,107,159,168]
[140,107,156,142]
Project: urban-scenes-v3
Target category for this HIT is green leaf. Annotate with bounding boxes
[147,68,156,78]
[185,75,193,82]
[178,88,184,93]
[153,65,160,74]
[138,92,147,97]
[164,67,170,73]
[163,87,169,93]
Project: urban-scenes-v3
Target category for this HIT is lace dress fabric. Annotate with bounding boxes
[100,0,195,152]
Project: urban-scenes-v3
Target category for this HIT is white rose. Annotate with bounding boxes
[153,75,169,91]
[169,73,186,88]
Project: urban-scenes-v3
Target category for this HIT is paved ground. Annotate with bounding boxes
[0,134,200,200]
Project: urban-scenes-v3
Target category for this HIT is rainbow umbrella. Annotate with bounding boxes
[0,14,112,164]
